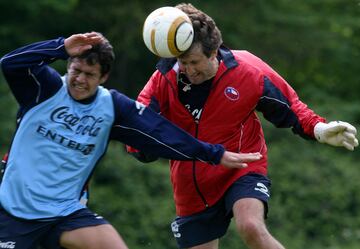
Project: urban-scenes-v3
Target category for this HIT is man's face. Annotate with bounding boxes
[67,58,108,101]
[177,44,218,85]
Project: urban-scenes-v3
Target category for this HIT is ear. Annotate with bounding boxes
[66,59,72,70]
[99,73,109,84]
[210,49,218,60]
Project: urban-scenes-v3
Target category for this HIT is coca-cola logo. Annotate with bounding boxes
[50,106,103,137]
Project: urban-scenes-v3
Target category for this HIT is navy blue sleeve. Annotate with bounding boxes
[256,76,309,139]
[109,90,225,164]
[0,38,66,109]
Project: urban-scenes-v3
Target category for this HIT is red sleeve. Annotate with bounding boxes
[245,51,326,139]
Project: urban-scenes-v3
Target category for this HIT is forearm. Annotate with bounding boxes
[1,37,68,74]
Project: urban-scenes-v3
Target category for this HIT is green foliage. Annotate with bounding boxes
[267,133,360,249]
[206,0,360,102]
[0,72,17,155]
[0,1,359,248]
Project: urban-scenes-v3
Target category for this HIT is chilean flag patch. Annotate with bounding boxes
[224,87,239,101]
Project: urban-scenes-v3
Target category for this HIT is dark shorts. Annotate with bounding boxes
[170,173,271,248]
[0,207,109,249]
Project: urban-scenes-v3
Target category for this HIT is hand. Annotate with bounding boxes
[314,121,359,151]
[220,151,263,169]
[64,32,104,57]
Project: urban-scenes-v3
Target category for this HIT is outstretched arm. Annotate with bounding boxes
[221,151,262,168]
[110,90,262,167]
[127,146,263,169]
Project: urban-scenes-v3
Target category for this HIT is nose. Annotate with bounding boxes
[181,64,195,75]
[76,72,87,83]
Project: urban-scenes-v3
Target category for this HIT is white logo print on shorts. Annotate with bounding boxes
[171,221,181,238]
[254,182,270,197]
[0,241,16,249]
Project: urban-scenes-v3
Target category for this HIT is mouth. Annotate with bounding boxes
[187,73,201,82]
[71,83,87,92]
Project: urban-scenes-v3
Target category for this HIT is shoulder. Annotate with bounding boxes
[232,50,266,70]
[230,49,283,83]
[219,47,265,75]
[219,49,264,81]
[108,89,135,117]
[109,89,127,102]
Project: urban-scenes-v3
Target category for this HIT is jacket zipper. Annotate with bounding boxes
[192,119,209,208]
[189,71,231,210]
[163,63,232,210]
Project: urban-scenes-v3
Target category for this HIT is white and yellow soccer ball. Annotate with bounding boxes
[143,6,194,58]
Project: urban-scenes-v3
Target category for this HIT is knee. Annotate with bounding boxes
[236,217,268,243]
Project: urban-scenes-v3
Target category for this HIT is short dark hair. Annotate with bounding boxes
[176,3,223,57]
[69,33,115,76]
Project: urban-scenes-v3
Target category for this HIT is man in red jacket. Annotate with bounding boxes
[130,3,358,249]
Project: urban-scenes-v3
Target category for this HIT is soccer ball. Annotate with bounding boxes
[143,6,194,58]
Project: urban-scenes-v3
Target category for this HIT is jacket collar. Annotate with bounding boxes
[218,45,238,68]
[156,57,177,75]
[156,45,238,75]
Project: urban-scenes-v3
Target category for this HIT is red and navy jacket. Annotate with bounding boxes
[132,46,326,216]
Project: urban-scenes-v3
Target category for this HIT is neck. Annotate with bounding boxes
[207,57,219,80]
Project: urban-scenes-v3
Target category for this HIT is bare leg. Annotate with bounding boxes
[188,239,219,249]
[233,198,285,249]
[60,224,128,249]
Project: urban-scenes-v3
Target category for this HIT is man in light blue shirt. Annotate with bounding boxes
[0,32,262,249]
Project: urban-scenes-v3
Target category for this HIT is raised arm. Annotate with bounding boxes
[0,37,67,107]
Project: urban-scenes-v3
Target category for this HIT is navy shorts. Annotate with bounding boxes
[0,207,109,249]
[170,173,271,248]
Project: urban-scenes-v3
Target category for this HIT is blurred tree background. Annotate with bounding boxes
[1,0,360,248]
